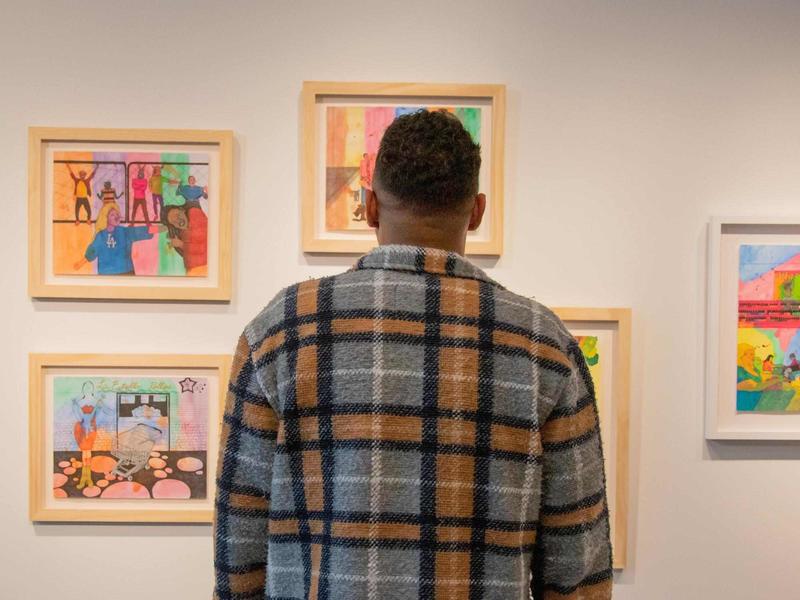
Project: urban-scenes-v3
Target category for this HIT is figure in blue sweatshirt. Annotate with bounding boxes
[74,207,153,275]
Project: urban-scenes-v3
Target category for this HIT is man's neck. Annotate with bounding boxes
[375,212,468,255]
[377,229,465,255]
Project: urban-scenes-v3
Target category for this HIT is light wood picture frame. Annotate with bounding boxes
[29,127,233,301]
[30,353,231,523]
[706,216,800,440]
[301,81,505,255]
[553,307,632,569]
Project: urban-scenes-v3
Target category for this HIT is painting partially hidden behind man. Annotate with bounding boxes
[324,105,481,232]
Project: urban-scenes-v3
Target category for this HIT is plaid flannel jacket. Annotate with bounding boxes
[214,245,612,600]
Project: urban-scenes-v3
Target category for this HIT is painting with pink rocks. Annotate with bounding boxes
[52,376,208,500]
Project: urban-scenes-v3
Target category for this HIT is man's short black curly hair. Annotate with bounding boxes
[374,109,481,213]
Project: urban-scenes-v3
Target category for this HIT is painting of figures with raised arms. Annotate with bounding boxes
[29,128,232,301]
[52,152,210,277]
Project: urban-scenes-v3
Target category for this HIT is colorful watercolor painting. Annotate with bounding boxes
[577,336,602,411]
[737,245,800,412]
[52,376,208,500]
[324,106,481,231]
[52,151,210,277]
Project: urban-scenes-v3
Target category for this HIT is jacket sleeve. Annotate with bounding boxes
[213,331,279,600]
[531,339,613,599]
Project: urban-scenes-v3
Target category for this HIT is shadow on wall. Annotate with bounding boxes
[33,523,210,538]
[705,440,800,460]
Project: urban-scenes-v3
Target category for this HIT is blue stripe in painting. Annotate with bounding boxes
[740,245,800,282]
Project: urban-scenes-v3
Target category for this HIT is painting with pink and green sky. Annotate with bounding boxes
[737,245,800,412]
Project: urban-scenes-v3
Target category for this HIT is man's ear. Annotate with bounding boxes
[366,189,379,228]
[467,193,486,231]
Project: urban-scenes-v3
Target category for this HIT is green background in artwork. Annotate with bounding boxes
[53,376,184,451]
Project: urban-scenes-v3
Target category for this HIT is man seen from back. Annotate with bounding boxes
[214,109,613,600]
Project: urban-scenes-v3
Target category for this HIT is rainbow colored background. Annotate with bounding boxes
[52,151,209,276]
[325,106,482,231]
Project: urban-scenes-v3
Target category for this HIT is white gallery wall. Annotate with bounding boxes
[2,1,800,598]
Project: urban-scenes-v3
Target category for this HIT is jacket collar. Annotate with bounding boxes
[352,245,502,288]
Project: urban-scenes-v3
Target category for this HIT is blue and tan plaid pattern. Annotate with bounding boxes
[214,245,612,600]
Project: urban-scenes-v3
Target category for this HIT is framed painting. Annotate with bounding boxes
[706,217,800,439]
[553,307,632,569]
[300,81,505,255]
[29,127,233,301]
[29,353,231,523]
